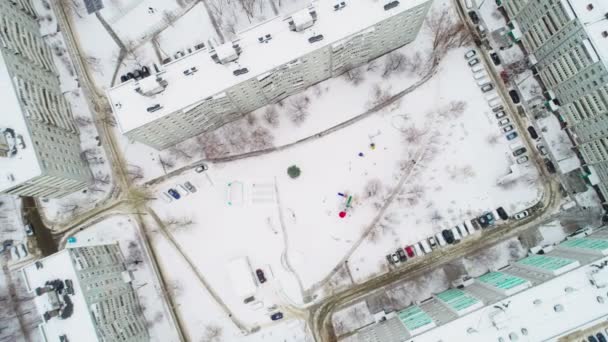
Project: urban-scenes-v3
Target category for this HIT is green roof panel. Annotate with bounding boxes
[397,305,434,331]
[560,238,608,251]
[477,272,528,290]
[517,255,576,271]
[436,289,480,311]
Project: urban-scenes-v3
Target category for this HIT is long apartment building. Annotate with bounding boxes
[347,227,608,342]
[0,0,90,198]
[107,0,433,150]
[500,0,608,201]
[22,244,149,342]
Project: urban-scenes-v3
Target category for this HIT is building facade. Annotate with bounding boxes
[22,244,149,342]
[107,0,433,150]
[0,0,90,198]
[501,0,608,200]
[348,227,608,342]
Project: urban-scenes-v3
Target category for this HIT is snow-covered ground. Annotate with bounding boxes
[68,215,181,342]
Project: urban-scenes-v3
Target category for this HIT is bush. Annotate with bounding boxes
[287,165,301,179]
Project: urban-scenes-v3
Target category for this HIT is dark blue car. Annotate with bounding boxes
[270,312,283,321]
[167,189,181,199]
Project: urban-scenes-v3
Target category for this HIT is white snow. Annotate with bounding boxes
[22,250,100,342]
[0,52,42,193]
[67,215,182,342]
[107,0,430,133]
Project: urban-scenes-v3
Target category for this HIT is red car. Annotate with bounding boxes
[405,246,415,258]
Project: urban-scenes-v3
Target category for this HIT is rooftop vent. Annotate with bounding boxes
[587,4,593,11]
[334,1,346,10]
[308,34,324,43]
[233,68,249,76]
[258,34,273,43]
[603,31,608,38]
[384,0,400,10]
[194,42,205,50]
[214,43,240,64]
[146,104,163,113]
[289,7,317,32]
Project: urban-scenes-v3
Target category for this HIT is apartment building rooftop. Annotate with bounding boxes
[0,51,42,193]
[106,0,428,134]
[568,0,608,68]
[21,249,99,342]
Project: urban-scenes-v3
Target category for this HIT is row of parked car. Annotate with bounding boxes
[161,181,197,202]
[386,207,531,265]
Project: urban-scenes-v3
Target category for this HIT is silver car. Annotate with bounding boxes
[184,181,197,193]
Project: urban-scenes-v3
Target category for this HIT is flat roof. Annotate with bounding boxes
[561,238,608,254]
[0,51,42,192]
[107,0,429,133]
[404,255,608,342]
[397,305,435,332]
[477,272,530,291]
[21,249,99,342]
[517,254,578,271]
[568,0,608,69]
[436,289,483,314]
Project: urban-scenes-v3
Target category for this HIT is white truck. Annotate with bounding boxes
[228,257,257,299]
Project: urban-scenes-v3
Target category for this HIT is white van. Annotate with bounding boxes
[473,71,487,80]
[435,233,447,246]
[456,224,469,237]
[451,227,462,242]
[414,243,424,256]
[477,77,491,86]
[471,64,485,73]
[464,220,476,234]
[419,240,432,254]
[488,98,502,108]
[509,142,525,151]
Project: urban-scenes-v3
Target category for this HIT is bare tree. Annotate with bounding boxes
[224,124,250,152]
[161,10,178,27]
[401,125,426,144]
[239,0,257,22]
[200,324,223,342]
[250,126,274,149]
[263,106,280,127]
[60,0,84,18]
[429,209,443,225]
[382,51,407,78]
[366,60,379,73]
[439,100,467,119]
[486,133,500,145]
[164,216,195,232]
[125,241,143,266]
[89,172,110,193]
[426,8,471,64]
[288,95,311,126]
[245,113,257,126]
[198,132,228,159]
[507,240,522,260]
[364,179,383,198]
[158,155,175,170]
[74,116,93,127]
[60,201,80,217]
[127,164,144,182]
[344,65,365,85]
[167,146,193,162]
[370,83,391,106]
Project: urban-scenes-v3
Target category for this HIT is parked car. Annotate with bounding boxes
[194,164,209,173]
[391,253,400,263]
[513,147,527,157]
[435,233,447,246]
[24,224,34,236]
[498,118,510,126]
[256,269,267,283]
[513,210,529,220]
[545,159,556,173]
[527,126,539,140]
[450,227,462,242]
[481,83,494,92]
[442,229,455,244]
[464,221,476,234]
[456,224,468,237]
[177,184,190,196]
[419,240,432,254]
[161,192,173,203]
[167,189,181,199]
[270,312,284,321]
[184,181,197,193]
[495,111,507,119]
[405,246,415,258]
[501,125,514,133]
[506,132,518,140]
[18,244,28,258]
[478,212,495,228]
[428,236,438,249]
[386,254,394,264]
[468,58,480,67]
[244,296,256,304]
[464,49,476,59]
[537,144,548,156]
[413,243,424,256]
[496,207,509,220]
[492,106,504,113]
[509,90,521,104]
[596,333,607,342]
[517,155,529,164]
[468,11,479,24]
[490,52,501,65]
[588,336,598,342]
[397,248,407,262]
[10,246,19,261]
[65,279,74,295]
